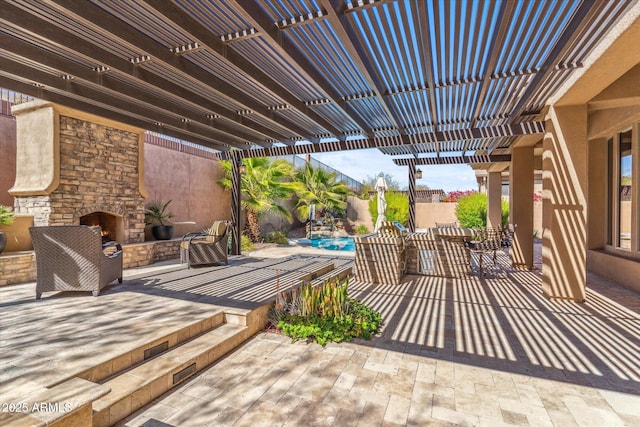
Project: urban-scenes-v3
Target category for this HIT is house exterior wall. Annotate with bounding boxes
[143,143,230,237]
[543,15,640,296]
[0,115,16,207]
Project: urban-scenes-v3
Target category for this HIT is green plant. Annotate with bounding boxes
[355,224,369,235]
[293,163,351,221]
[454,193,509,228]
[264,231,289,244]
[219,157,297,242]
[241,234,255,251]
[369,191,409,227]
[270,278,382,346]
[0,205,16,226]
[144,200,174,226]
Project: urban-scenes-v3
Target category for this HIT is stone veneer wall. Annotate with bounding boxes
[14,115,146,243]
[0,240,181,287]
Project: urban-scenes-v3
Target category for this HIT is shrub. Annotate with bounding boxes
[369,191,409,227]
[241,234,254,251]
[443,190,475,203]
[456,193,487,228]
[0,205,16,226]
[270,278,382,346]
[455,193,509,228]
[263,231,289,244]
[355,224,369,235]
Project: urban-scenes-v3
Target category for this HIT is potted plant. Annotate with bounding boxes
[144,200,175,240]
[0,205,16,254]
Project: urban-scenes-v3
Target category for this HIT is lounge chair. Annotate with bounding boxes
[30,225,123,299]
[180,220,230,268]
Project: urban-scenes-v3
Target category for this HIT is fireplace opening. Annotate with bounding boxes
[79,212,122,243]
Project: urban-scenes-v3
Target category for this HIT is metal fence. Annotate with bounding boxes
[274,155,362,192]
[0,89,34,117]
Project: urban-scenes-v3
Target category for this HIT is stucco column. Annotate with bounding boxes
[408,163,416,232]
[542,105,587,301]
[509,146,534,269]
[486,172,502,228]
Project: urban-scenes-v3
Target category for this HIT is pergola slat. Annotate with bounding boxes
[0,0,630,160]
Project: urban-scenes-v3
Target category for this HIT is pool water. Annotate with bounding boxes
[310,237,355,252]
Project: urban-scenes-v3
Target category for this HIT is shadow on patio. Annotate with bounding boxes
[348,261,640,397]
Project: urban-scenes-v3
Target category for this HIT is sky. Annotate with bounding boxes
[312,149,478,192]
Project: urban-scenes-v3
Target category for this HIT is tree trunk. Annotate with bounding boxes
[246,210,261,242]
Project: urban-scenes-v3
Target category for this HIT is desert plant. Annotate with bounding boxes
[293,163,351,221]
[263,231,289,244]
[355,224,369,235]
[271,277,382,346]
[219,157,297,242]
[144,200,174,225]
[240,234,255,251]
[0,205,16,226]
[369,191,409,227]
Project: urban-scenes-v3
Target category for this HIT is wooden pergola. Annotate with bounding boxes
[1,0,634,252]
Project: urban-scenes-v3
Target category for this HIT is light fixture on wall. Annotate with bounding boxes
[416,168,423,179]
[239,162,246,174]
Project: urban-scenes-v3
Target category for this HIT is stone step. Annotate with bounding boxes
[0,377,110,427]
[92,322,249,427]
[65,311,226,386]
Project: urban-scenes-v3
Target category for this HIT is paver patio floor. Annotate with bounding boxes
[119,248,640,427]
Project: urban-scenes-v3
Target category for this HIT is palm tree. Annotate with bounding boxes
[294,163,351,221]
[219,157,297,242]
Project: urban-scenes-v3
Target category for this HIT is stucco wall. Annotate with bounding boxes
[415,203,458,228]
[0,115,16,207]
[143,144,230,236]
[347,195,373,229]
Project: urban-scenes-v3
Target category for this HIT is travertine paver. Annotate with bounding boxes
[119,246,640,426]
[1,244,638,426]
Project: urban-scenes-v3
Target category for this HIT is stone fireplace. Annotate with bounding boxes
[9,101,148,244]
[79,212,121,243]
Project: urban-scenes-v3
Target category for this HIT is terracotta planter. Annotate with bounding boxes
[152,225,174,240]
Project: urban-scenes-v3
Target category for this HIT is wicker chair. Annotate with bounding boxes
[180,220,230,268]
[467,227,503,276]
[30,226,123,299]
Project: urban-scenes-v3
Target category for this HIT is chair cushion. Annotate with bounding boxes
[205,221,227,243]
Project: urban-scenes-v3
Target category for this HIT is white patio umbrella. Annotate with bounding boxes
[373,173,388,232]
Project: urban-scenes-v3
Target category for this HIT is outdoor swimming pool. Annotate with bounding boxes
[310,237,355,252]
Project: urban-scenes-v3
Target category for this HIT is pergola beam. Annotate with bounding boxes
[141,0,343,139]
[0,59,240,150]
[45,0,316,143]
[393,155,512,166]
[322,0,409,146]
[0,75,233,151]
[0,35,270,148]
[0,2,289,147]
[214,122,542,160]
[230,0,374,138]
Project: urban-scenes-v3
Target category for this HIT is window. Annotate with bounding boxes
[607,125,638,255]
